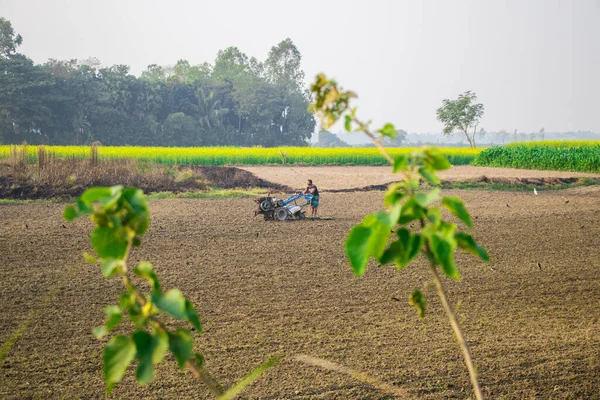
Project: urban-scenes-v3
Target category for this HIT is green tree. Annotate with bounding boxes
[0,17,23,57]
[382,129,407,147]
[436,91,484,148]
[212,47,249,81]
[317,130,349,147]
[265,38,305,90]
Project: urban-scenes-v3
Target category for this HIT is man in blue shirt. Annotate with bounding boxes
[304,179,320,218]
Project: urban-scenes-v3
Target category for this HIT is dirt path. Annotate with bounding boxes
[241,166,600,191]
[1,187,600,399]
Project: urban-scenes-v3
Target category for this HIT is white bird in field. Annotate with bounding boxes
[534,188,538,195]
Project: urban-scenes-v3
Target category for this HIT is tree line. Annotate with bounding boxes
[0,18,315,147]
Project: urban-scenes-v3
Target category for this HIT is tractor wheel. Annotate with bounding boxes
[260,199,272,212]
[298,211,306,220]
[276,208,289,221]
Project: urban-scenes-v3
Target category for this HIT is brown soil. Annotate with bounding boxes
[1,186,600,399]
[241,166,600,191]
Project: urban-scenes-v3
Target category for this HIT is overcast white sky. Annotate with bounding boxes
[2,0,599,138]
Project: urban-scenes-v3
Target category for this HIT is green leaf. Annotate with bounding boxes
[132,330,154,385]
[76,198,93,214]
[426,207,442,226]
[430,235,459,279]
[81,186,123,208]
[102,258,124,278]
[168,329,193,370]
[398,198,426,224]
[128,305,148,328]
[194,352,205,368]
[132,329,169,385]
[414,188,441,208]
[344,115,352,132]
[378,123,396,138]
[64,205,78,221]
[91,227,129,259]
[442,196,473,228]
[423,147,451,170]
[392,155,407,173]
[379,229,423,269]
[119,292,135,310]
[104,335,136,395]
[185,300,202,332]
[418,166,440,185]
[83,252,97,264]
[455,232,490,261]
[133,262,160,291]
[219,356,281,400]
[384,182,404,206]
[122,188,150,234]
[81,187,112,203]
[409,289,426,318]
[104,305,122,331]
[93,325,108,339]
[345,225,372,276]
[152,289,187,320]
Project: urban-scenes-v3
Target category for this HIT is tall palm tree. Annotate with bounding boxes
[194,88,229,129]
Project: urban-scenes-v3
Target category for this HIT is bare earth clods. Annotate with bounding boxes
[1,185,600,399]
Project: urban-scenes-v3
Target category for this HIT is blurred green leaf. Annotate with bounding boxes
[132,329,169,385]
[104,335,136,395]
[102,258,124,278]
[152,289,187,320]
[133,262,160,292]
[426,207,442,226]
[345,225,372,276]
[344,115,352,132]
[64,205,78,221]
[379,229,423,269]
[91,227,129,259]
[194,352,205,368]
[384,183,404,207]
[418,166,440,185]
[168,329,193,370]
[185,300,202,332]
[442,196,472,228]
[414,188,440,208]
[83,252,97,264]
[104,305,122,331]
[409,289,426,317]
[455,232,490,261]
[93,325,108,339]
[430,235,459,279]
[378,123,396,138]
[423,147,451,171]
[392,155,407,173]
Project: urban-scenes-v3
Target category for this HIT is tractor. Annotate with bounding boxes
[254,192,313,221]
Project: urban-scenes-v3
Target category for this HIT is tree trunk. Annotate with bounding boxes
[463,129,473,149]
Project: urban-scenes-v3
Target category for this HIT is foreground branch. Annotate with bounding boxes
[428,263,482,400]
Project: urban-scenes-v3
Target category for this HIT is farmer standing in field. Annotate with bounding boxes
[304,179,320,218]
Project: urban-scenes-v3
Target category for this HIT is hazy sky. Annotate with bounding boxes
[2,0,599,139]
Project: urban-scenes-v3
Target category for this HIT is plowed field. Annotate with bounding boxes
[1,175,600,398]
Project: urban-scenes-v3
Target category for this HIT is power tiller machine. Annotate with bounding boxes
[254,192,313,221]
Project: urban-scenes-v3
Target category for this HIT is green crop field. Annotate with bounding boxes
[0,145,479,166]
[473,141,600,172]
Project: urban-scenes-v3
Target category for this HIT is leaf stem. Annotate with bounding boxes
[427,261,483,400]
